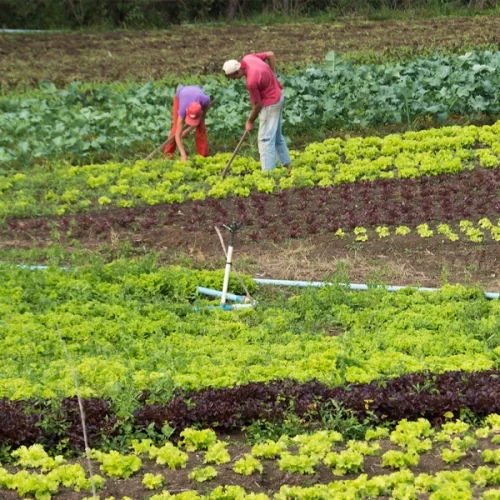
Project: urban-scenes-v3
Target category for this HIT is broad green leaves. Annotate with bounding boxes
[0,260,499,409]
[3,51,500,166]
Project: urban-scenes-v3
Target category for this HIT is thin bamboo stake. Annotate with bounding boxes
[57,328,97,499]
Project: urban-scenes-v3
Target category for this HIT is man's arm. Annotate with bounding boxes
[265,51,276,73]
[254,51,276,73]
[246,102,263,132]
[175,117,188,161]
[202,100,213,120]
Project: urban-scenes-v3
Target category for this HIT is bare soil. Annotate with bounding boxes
[0,436,496,499]
[3,222,499,292]
[2,16,500,87]
[4,175,500,291]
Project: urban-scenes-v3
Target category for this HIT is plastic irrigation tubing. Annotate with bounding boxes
[18,265,50,270]
[16,265,69,271]
[0,29,62,33]
[253,278,500,300]
[9,265,499,300]
[192,303,254,312]
[196,286,247,303]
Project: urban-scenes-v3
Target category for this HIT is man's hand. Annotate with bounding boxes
[247,103,262,131]
[180,153,188,162]
[181,128,191,139]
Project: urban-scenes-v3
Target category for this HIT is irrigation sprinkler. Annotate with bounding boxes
[195,222,257,311]
[220,221,243,305]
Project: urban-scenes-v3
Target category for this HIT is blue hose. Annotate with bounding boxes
[193,303,254,312]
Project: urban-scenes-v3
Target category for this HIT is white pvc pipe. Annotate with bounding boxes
[193,303,254,312]
[17,265,69,271]
[221,245,233,305]
[197,286,247,303]
[228,303,254,310]
[12,265,498,300]
[253,278,500,300]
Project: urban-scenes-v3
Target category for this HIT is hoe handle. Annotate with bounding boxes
[221,130,249,178]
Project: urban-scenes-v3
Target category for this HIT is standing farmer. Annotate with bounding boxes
[165,85,212,161]
[222,52,291,172]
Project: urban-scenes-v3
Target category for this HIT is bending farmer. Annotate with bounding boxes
[223,52,291,172]
[165,85,211,161]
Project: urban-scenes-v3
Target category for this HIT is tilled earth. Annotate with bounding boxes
[2,15,500,87]
[3,171,500,291]
[4,219,499,293]
[0,434,495,499]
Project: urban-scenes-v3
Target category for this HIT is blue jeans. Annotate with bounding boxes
[258,95,291,171]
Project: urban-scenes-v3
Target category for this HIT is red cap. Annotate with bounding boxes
[185,102,202,127]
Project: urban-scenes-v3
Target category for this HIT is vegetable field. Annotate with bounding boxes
[4,50,500,166]
[1,12,500,500]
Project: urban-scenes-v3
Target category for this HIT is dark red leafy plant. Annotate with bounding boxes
[4,168,500,244]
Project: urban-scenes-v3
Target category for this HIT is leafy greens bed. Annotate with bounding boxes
[6,168,499,245]
[4,413,500,499]
[0,259,499,418]
[2,50,500,165]
[3,121,500,219]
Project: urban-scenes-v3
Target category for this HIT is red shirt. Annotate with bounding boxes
[241,53,282,107]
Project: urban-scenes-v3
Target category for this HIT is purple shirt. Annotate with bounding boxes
[176,86,211,119]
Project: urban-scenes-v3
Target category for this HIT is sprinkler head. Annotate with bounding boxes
[223,221,243,246]
[223,221,243,234]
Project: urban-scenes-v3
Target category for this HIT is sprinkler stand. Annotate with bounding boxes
[220,222,243,305]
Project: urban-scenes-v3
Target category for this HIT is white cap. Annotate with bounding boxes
[223,60,241,75]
